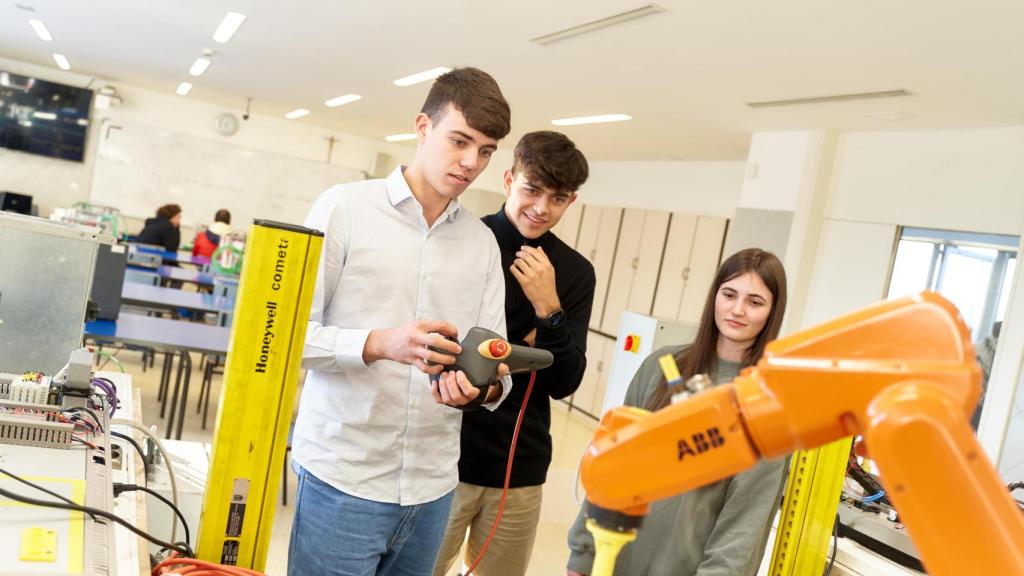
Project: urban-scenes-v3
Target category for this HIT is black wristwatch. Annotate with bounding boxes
[537,308,565,329]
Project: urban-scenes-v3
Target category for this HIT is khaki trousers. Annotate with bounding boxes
[433,482,543,576]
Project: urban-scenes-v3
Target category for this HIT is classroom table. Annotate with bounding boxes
[84,313,230,440]
[121,282,234,319]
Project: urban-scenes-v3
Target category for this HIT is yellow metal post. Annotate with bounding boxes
[196,220,322,570]
[769,438,852,575]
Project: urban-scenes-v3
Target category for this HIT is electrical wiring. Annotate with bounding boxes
[152,556,266,576]
[91,377,119,417]
[863,490,886,503]
[93,350,126,373]
[0,483,191,557]
[64,407,104,432]
[111,418,180,545]
[824,513,839,576]
[114,483,190,550]
[0,464,99,520]
[463,371,536,576]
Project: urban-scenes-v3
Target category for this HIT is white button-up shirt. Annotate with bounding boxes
[294,166,510,505]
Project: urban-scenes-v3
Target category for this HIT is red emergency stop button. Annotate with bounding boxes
[489,339,508,358]
[624,334,640,352]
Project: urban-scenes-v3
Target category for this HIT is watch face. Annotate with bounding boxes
[549,309,565,327]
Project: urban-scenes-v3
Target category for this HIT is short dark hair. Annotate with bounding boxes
[511,131,589,194]
[156,204,181,220]
[214,209,231,225]
[421,67,510,140]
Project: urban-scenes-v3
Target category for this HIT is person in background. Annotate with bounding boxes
[192,208,231,258]
[435,130,594,576]
[567,248,789,576]
[135,203,182,252]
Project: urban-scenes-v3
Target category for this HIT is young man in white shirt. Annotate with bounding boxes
[289,67,513,575]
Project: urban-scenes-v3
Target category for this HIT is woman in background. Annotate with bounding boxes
[567,248,789,576]
[136,203,182,252]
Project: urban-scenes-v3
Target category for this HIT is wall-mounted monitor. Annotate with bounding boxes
[0,70,93,162]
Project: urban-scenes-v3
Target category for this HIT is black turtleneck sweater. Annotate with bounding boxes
[458,206,596,488]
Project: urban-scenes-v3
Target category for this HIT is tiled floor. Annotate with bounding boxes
[113,348,598,575]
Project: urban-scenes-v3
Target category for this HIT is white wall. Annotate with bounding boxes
[827,127,1024,235]
[577,161,745,217]
[0,56,416,220]
[798,126,1024,466]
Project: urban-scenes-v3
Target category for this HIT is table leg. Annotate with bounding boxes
[164,351,186,439]
[175,351,193,440]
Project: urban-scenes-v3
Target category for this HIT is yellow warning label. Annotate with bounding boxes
[20,527,57,562]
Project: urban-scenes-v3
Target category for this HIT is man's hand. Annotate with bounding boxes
[523,328,537,347]
[567,571,585,576]
[363,320,461,375]
[511,245,560,317]
[431,363,509,407]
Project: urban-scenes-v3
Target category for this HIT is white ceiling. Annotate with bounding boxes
[2,0,1022,161]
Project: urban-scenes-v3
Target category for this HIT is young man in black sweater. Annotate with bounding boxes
[434,131,595,576]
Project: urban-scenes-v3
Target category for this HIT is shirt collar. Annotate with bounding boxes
[386,166,463,225]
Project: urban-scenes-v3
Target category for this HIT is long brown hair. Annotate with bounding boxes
[646,248,788,410]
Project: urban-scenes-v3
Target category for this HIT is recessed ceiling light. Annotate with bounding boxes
[393,67,451,87]
[32,111,56,120]
[52,53,70,70]
[325,93,362,107]
[531,4,665,46]
[189,58,211,77]
[747,90,911,108]
[285,108,310,120]
[213,12,246,43]
[0,73,9,87]
[28,19,53,42]
[176,82,193,96]
[551,113,632,126]
[385,133,417,142]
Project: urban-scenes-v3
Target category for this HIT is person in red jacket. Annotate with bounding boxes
[192,209,231,258]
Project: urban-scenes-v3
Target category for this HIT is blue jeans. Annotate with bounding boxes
[288,466,455,576]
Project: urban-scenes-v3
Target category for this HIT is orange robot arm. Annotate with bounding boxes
[580,293,1024,576]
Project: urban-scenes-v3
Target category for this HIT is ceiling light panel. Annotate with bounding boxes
[176,82,193,96]
[393,67,451,87]
[285,108,310,119]
[213,12,246,43]
[325,94,362,107]
[189,58,211,76]
[551,114,632,126]
[52,53,70,70]
[28,19,53,42]
[385,133,417,142]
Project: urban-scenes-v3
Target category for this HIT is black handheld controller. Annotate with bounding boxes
[431,327,554,410]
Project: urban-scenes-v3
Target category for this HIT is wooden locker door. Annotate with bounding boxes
[651,213,698,319]
[678,216,727,323]
[592,334,617,417]
[572,330,602,415]
[552,203,584,248]
[626,210,671,318]
[601,209,645,335]
[575,206,601,331]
